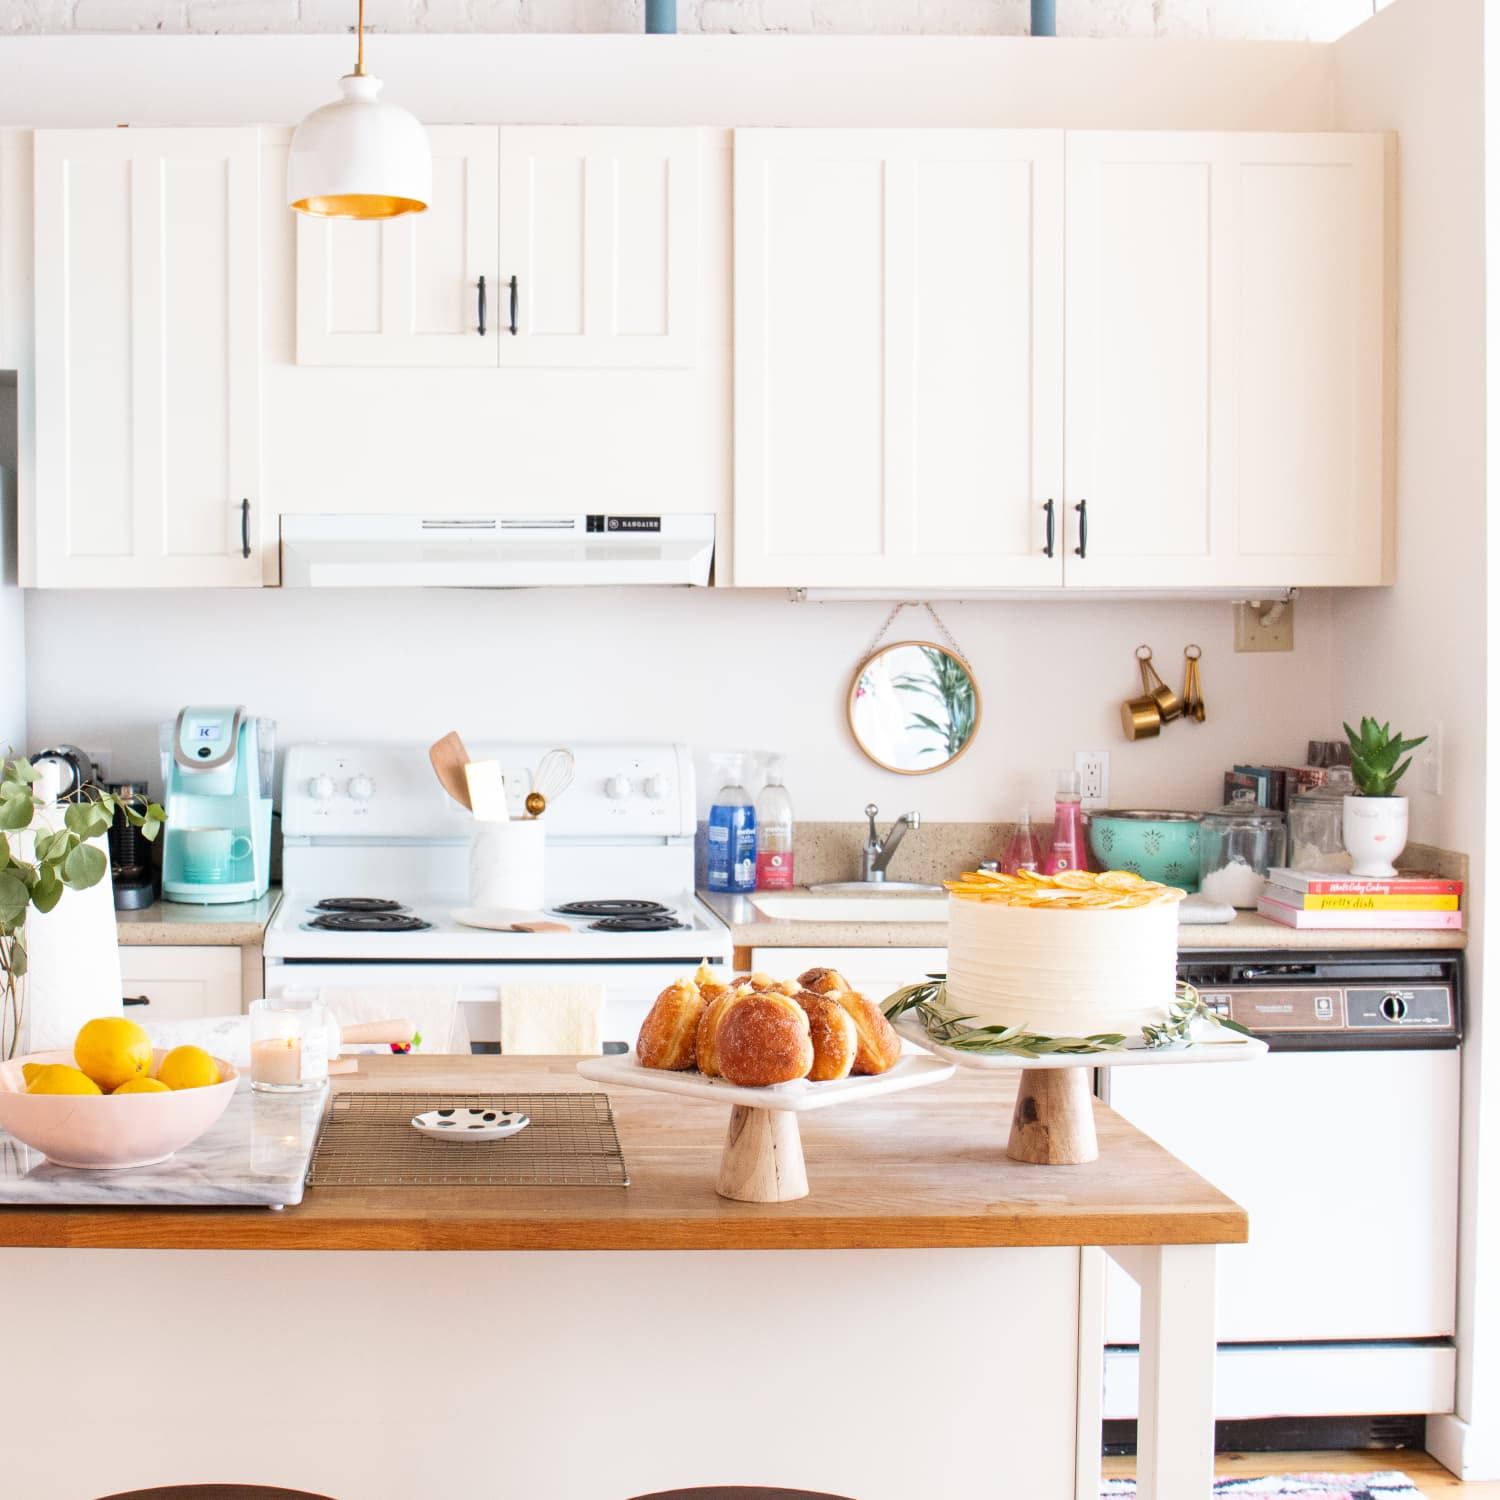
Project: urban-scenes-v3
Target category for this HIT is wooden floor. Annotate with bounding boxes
[1100,1450,1500,1496]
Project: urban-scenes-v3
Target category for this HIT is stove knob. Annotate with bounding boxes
[308,774,336,803]
[347,774,376,803]
[643,774,669,801]
[605,774,633,800]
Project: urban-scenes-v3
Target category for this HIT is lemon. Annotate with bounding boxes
[26,1064,104,1096]
[112,1076,171,1095]
[21,1062,44,1087]
[74,1016,154,1092]
[157,1045,221,1091]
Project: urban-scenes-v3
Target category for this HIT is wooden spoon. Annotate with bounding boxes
[429,732,473,810]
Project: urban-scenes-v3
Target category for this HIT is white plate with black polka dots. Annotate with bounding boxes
[410,1107,530,1141]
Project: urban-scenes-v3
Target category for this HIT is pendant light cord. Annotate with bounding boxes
[354,0,366,77]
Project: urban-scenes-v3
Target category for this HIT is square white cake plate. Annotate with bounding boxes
[890,1013,1266,1166]
[577,1051,954,1204]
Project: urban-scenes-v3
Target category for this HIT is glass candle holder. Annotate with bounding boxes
[249,997,327,1093]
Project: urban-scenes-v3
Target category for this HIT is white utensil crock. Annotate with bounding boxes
[1341,794,1409,879]
[469,819,547,911]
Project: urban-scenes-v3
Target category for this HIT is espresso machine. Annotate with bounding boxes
[159,707,274,905]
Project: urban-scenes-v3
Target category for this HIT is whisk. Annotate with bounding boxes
[525,749,576,818]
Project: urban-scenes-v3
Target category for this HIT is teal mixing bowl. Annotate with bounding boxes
[1086,810,1202,892]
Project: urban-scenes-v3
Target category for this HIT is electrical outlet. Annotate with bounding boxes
[1233,599,1296,653]
[1075,750,1110,808]
[1418,722,1444,796]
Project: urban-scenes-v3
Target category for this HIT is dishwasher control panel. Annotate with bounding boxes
[1192,983,1458,1044]
[1345,984,1454,1029]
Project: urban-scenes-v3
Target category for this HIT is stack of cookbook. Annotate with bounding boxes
[1257,869,1464,929]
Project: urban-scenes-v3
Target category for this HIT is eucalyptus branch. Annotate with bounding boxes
[884,975,1251,1058]
[0,754,167,1058]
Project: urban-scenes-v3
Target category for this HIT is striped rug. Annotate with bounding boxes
[1102,1475,1421,1498]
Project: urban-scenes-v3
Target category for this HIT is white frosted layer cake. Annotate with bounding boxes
[946,893,1179,1039]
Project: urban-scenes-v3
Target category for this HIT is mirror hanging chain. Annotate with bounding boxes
[862,602,972,668]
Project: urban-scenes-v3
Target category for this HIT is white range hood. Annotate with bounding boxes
[280,514,715,588]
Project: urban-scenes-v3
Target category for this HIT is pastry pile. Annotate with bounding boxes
[636,965,902,1088]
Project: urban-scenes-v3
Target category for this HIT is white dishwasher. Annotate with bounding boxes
[1101,950,1462,1433]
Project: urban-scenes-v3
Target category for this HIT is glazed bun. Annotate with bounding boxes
[717,994,814,1088]
[695,983,751,1078]
[832,990,903,1075]
[797,966,851,996]
[636,977,707,1071]
[795,992,859,1082]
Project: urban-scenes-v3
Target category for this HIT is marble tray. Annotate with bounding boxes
[0,1081,327,1208]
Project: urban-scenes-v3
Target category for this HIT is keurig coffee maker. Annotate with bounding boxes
[159,707,274,905]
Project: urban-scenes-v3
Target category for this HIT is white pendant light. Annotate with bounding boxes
[288,0,430,220]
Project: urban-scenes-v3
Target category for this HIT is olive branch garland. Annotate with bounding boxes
[882,975,1251,1058]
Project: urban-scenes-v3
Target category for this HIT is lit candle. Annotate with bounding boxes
[251,1035,302,1088]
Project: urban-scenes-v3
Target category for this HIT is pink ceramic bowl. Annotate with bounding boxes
[0,1048,238,1169]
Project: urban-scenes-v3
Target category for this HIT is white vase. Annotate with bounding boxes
[1342,795,1409,878]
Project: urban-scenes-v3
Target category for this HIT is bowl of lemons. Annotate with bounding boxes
[0,1016,238,1169]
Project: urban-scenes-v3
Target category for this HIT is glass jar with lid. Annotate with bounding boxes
[1198,791,1288,909]
[1288,766,1355,873]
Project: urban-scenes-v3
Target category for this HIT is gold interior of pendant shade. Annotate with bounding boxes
[291,194,428,220]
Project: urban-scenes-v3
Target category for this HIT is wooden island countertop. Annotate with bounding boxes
[0,1054,1246,1253]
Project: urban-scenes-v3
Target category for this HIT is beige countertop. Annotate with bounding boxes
[115,889,280,947]
[703,888,1468,953]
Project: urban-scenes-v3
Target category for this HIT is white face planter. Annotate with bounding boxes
[1342,795,1410,879]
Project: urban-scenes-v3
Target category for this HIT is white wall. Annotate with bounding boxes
[0,0,1392,41]
[23,586,1338,820]
[1333,0,1496,1477]
[0,384,22,755]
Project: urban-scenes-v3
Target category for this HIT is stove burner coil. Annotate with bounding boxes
[307,912,432,934]
[588,915,687,933]
[555,900,674,919]
[313,898,405,914]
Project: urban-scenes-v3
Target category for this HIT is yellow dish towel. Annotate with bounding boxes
[499,983,605,1055]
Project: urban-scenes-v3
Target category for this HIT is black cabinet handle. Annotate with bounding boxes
[240,498,251,560]
[1074,499,1089,559]
[1042,499,1055,558]
[123,995,151,1008]
[509,274,519,336]
[477,275,487,336]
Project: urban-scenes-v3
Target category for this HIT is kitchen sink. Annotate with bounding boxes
[750,892,949,923]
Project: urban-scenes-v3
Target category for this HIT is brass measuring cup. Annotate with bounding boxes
[1181,644,1207,722]
[1136,645,1184,722]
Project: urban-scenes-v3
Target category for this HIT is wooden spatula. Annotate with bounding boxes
[429,732,473,810]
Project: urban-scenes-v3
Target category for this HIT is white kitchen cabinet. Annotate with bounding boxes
[295,126,700,371]
[499,126,700,369]
[734,129,1065,589]
[1064,131,1392,588]
[117,946,247,1023]
[31,128,263,588]
[296,126,498,368]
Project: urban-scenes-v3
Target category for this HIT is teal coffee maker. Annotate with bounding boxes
[160,707,274,904]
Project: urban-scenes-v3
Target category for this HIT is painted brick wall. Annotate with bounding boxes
[1,0,1391,42]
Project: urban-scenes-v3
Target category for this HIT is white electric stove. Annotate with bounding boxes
[264,742,732,1046]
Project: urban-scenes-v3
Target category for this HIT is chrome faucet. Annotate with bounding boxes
[861,803,921,883]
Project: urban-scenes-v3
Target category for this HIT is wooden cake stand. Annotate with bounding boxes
[891,1014,1267,1166]
[576,1052,955,1202]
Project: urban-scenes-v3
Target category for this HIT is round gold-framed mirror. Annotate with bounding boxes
[848,640,982,775]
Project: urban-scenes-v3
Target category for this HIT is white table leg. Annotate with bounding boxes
[1075,1246,1107,1500]
[1107,1243,1217,1500]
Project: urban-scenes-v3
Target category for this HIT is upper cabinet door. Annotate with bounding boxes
[33,128,263,588]
[296,125,498,367]
[733,129,1065,589]
[1065,131,1390,588]
[498,126,700,369]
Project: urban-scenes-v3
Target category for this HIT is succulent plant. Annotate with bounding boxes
[1343,717,1428,798]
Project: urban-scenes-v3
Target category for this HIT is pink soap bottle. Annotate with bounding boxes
[1001,804,1044,875]
[1044,770,1085,875]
